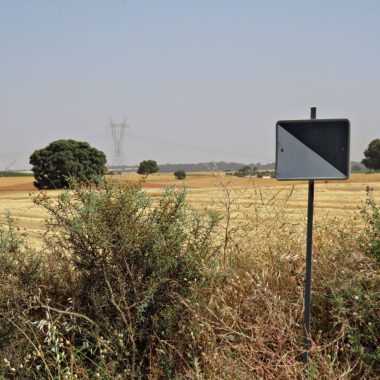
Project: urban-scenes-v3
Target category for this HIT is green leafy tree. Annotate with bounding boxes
[362,139,380,170]
[29,139,106,189]
[174,170,186,180]
[137,160,159,175]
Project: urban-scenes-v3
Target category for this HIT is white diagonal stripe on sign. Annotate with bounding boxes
[277,126,346,180]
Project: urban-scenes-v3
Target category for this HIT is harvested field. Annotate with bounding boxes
[0,177,35,192]
[0,172,379,379]
[0,172,380,247]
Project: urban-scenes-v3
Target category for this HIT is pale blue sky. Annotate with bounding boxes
[1,1,379,168]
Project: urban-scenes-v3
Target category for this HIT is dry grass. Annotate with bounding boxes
[0,174,378,379]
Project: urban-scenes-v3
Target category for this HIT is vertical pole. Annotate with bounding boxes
[303,107,316,364]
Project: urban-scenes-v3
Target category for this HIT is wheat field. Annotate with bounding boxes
[0,173,379,247]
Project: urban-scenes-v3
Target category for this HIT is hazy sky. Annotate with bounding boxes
[1,1,379,169]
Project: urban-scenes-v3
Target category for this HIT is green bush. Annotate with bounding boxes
[360,187,380,268]
[174,170,186,180]
[0,181,218,379]
[137,160,159,175]
[0,213,46,291]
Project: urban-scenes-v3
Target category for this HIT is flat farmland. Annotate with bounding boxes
[0,173,379,247]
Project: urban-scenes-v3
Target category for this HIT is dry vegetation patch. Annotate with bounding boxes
[0,175,378,378]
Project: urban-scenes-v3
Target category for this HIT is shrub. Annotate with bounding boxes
[311,219,380,378]
[359,187,380,268]
[0,181,218,379]
[0,215,53,378]
[174,170,186,180]
[181,178,379,379]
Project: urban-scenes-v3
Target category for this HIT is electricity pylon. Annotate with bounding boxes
[108,118,130,167]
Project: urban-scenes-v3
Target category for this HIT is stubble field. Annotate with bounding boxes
[0,172,379,379]
[0,172,379,247]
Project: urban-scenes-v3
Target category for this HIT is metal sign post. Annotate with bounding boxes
[275,107,350,365]
[303,107,316,363]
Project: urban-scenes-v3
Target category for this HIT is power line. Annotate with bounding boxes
[129,131,256,159]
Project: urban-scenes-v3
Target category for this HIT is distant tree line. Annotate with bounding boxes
[28,137,380,191]
[351,161,366,172]
[227,165,275,178]
[157,162,276,173]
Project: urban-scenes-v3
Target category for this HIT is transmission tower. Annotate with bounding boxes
[5,160,16,171]
[108,118,130,167]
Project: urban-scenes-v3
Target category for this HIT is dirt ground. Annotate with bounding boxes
[1,172,380,192]
[0,177,36,192]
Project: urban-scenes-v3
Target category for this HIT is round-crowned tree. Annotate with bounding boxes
[362,139,380,170]
[174,170,186,179]
[137,160,159,175]
[29,139,107,189]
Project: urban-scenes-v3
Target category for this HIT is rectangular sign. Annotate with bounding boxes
[276,119,350,180]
